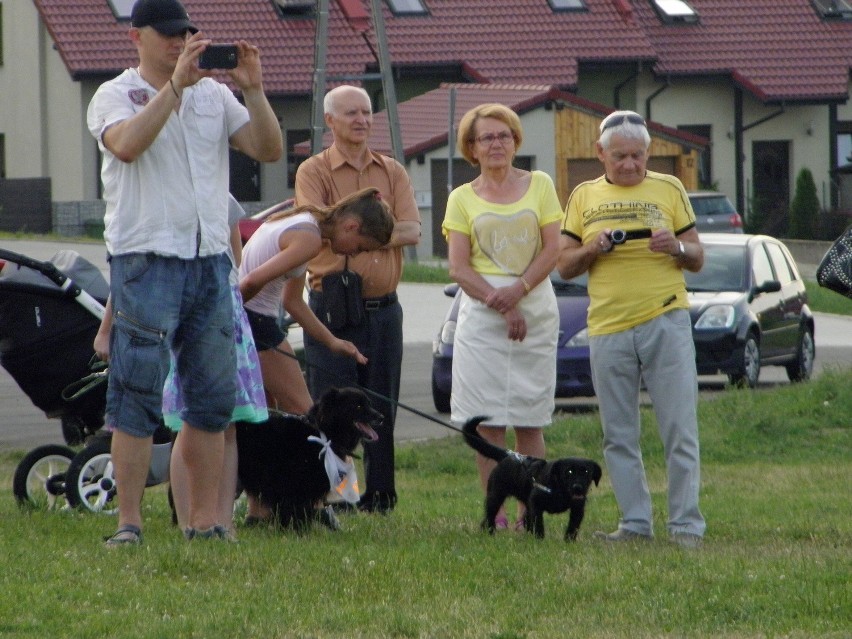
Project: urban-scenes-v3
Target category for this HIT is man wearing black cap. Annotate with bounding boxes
[87,0,282,545]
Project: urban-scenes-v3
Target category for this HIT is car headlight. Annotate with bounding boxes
[694,305,736,329]
[564,327,589,348]
[440,320,457,345]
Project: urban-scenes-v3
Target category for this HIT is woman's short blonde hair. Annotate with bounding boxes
[456,103,523,165]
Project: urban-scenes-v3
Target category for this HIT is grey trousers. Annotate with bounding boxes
[590,309,706,538]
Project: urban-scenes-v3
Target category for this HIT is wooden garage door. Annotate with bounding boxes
[565,156,676,195]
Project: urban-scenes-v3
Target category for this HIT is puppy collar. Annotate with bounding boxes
[532,480,552,494]
[307,433,361,504]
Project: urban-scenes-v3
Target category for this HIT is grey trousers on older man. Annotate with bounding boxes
[589,309,706,539]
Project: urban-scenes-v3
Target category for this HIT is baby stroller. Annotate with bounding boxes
[0,248,171,514]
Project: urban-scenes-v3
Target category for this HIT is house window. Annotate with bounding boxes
[837,131,852,168]
[271,0,315,18]
[385,0,428,16]
[812,0,852,19]
[107,0,135,20]
[651,0,698,23]
[548,0,586,10]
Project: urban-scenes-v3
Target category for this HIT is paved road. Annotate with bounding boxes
[2,238,850,453]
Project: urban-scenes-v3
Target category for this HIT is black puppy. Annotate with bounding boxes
[462,417,602,541]
[236,387,382,531]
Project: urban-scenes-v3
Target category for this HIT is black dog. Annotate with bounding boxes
[462,417,602,541]
[236,387,382,531]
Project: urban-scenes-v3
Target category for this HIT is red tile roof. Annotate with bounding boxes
[33,0,371,93]
[380,0,655,86]
[634,0,852,102]
[32,0,852,103]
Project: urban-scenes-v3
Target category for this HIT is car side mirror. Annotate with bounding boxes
[748,279,781,301]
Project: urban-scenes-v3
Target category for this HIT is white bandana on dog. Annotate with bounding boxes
[307,433,361,504]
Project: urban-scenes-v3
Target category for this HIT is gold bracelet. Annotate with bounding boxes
[520,276,532,294]
[169,78,180,99]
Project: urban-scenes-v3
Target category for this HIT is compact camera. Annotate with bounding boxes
[608,229,628,245]
[199,44,238,70]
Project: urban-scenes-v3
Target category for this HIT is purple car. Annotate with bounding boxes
[430,272,595,413]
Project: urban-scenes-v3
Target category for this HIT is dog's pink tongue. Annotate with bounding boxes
[356,422,379,441]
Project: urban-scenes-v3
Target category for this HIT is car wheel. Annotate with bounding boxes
[729,333,760,388]
[786,327,815,383]
[431,370,451,414]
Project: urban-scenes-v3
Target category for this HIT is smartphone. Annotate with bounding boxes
[198,44,238,70]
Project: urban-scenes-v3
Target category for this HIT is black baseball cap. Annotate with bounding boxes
[131,0,198,36]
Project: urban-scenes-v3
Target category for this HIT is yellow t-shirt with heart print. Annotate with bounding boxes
[561,170,696,336]
[442,171,562,276]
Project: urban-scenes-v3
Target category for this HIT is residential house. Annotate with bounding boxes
[2,0,851,254]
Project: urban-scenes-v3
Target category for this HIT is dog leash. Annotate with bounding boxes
[257,339,470,436]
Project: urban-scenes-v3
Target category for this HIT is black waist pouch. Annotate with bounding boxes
[321,268,365,330]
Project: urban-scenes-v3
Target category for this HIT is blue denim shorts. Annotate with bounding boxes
[244,307,285,352]
[106,253,236,437]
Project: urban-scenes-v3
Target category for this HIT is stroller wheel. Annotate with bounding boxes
[13,444,76,509]
[66,438,118,515]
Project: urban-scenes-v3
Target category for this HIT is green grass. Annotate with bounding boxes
[402,261,451,284]
[804,280,852,316]
[1,369,849,638]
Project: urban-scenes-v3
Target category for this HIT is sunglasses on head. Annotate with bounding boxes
[601,114,646,132]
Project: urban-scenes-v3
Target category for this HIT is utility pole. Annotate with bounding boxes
[310,0,414,261]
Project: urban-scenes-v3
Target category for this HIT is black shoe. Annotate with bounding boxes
[358,492,397,514]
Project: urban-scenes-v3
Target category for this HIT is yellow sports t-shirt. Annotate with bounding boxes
[442,171,562,276]
[562,171,696,335]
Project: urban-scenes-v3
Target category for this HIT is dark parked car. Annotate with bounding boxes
[431,272,594,413]
[686,233,815,388]
[688,191,743,234]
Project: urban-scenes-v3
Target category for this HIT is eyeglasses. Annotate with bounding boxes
[474,131,515,146]
[601,114,646,132]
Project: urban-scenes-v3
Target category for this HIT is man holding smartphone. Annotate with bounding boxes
[87,0,282,545]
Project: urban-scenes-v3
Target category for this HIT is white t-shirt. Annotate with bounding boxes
[87,69,250,258]
[239,212,321,317]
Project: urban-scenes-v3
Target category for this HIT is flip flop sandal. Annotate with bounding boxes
[494,515,509,530]
[104,524,143,547]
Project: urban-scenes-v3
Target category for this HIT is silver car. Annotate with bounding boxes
[688,191,744,233]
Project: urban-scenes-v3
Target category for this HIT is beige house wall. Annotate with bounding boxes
[635,73,835,212]
[1,0,45,178]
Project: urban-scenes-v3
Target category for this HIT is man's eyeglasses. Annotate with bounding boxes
[474,131,515,146]
[601,114,646,132]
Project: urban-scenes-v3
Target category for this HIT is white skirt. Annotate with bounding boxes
[451,274,558,427]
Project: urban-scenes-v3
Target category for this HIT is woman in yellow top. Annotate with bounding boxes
[442,103,561,531]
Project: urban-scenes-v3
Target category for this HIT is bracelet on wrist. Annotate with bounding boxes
[520,276,532,294]
[169,78,181,99]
